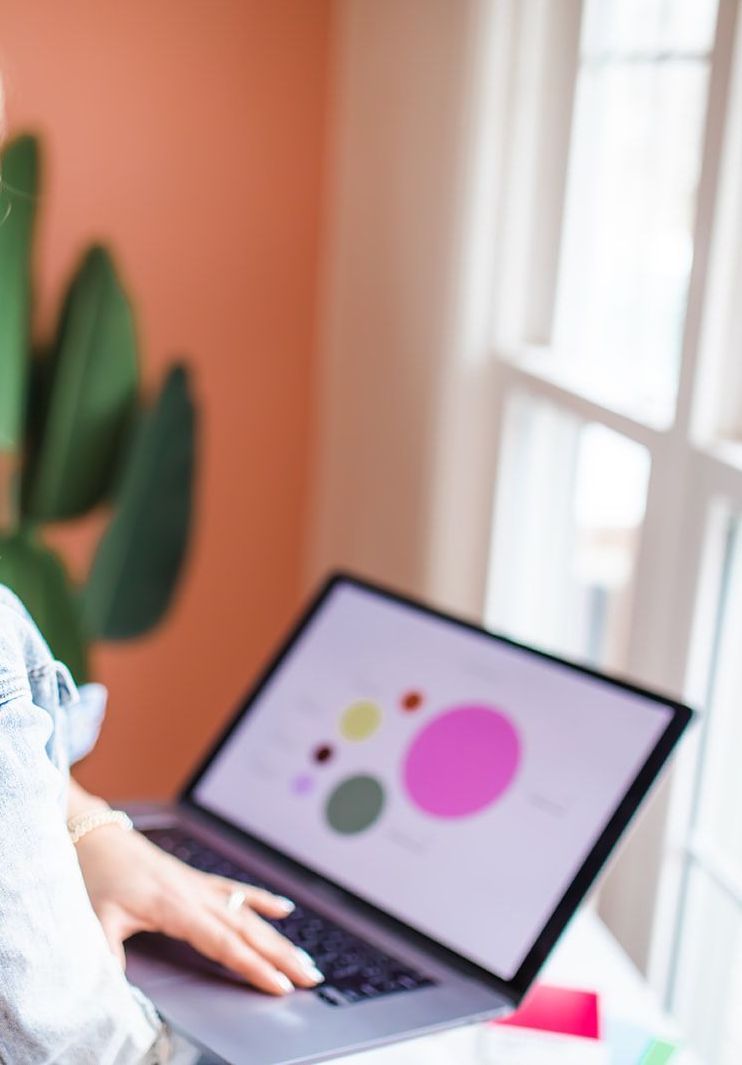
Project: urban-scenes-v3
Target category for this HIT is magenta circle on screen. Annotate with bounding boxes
[403,705,520,818]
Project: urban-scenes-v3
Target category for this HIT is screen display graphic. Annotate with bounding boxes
[194,582,674,980]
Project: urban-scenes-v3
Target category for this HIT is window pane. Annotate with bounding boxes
[691,0,742,445]
[485,394,650,670]
[582,0,719,55]
[695,515,742,867]
[672,863,742,1065]
[551,55,710,425]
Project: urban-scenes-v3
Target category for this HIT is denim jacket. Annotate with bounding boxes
[0,585,165,1063]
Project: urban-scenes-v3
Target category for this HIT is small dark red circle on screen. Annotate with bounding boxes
[401,691,424,711]
[313,743,334,764]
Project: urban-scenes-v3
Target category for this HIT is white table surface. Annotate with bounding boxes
[332,908,699,1065]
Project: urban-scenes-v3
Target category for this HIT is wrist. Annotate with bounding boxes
[67,778,109,820]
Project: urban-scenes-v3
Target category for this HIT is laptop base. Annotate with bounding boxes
[125,803,511,1065]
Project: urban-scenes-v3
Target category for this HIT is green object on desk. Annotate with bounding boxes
[640,1039,677,1064]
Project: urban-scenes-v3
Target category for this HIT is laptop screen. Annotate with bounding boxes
[191,579,681,983]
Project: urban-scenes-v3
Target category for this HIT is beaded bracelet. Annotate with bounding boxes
[67,808,134,845]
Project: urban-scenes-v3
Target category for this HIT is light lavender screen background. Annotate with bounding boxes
[194,583,672,979]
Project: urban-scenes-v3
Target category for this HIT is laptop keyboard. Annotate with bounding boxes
[145,826,435,1007]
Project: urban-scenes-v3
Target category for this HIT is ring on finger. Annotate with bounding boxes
[226,887,248,913]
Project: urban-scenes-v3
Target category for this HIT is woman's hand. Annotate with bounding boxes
[74,823,324,996]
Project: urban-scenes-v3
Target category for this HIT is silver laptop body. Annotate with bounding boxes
[125,573,691,1065]
[126,799,507,1065]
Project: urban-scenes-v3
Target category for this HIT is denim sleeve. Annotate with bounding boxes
[0,599,167,1063]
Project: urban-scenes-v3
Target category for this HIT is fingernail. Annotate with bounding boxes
[295,949,324,983]
[275,896,295,914]
[273,972,294,994]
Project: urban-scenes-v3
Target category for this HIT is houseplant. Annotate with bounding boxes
[0,133,197,681]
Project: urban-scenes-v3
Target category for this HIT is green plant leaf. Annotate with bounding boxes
[82,364,196,639]
[0,135,38,453]
[0,530,88,681]
[23,245,138,521]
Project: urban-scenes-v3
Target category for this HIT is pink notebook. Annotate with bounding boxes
[494,984,601,1040]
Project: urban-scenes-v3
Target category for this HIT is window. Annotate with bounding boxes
[551,2,714,425]
[482,1,742,1060]
[488,398,649,667]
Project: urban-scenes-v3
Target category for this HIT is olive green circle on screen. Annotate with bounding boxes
[340,700,382,741]
[325,775,386,835]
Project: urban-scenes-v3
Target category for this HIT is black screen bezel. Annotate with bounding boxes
[181,571,693,1002]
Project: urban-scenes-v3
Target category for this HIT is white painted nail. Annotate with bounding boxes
[295,949,324,982]
[274,971,294,993]
[275,896,295,914]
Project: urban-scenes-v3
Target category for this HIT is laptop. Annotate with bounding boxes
[125,572,692,1065]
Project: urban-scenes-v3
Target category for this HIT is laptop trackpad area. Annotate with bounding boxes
[128,958,491,1065]
[128,932,249,988]
[127,937,350,1064]
[127,943,493,1065]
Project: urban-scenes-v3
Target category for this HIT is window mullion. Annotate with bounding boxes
[495,355,661,449]
[674,0,740,438]
[685,835,742,910]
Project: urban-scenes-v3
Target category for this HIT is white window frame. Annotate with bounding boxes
[310,0,742,1025]
[466,0,742,1005]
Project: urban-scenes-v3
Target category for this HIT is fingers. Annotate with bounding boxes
[223,905,324,989]
[214,878,296,920]
[188,910,297,996]
[241,887,297,921]
[197,875,324,991]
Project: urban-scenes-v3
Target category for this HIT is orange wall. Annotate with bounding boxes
[1,1,333,798]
